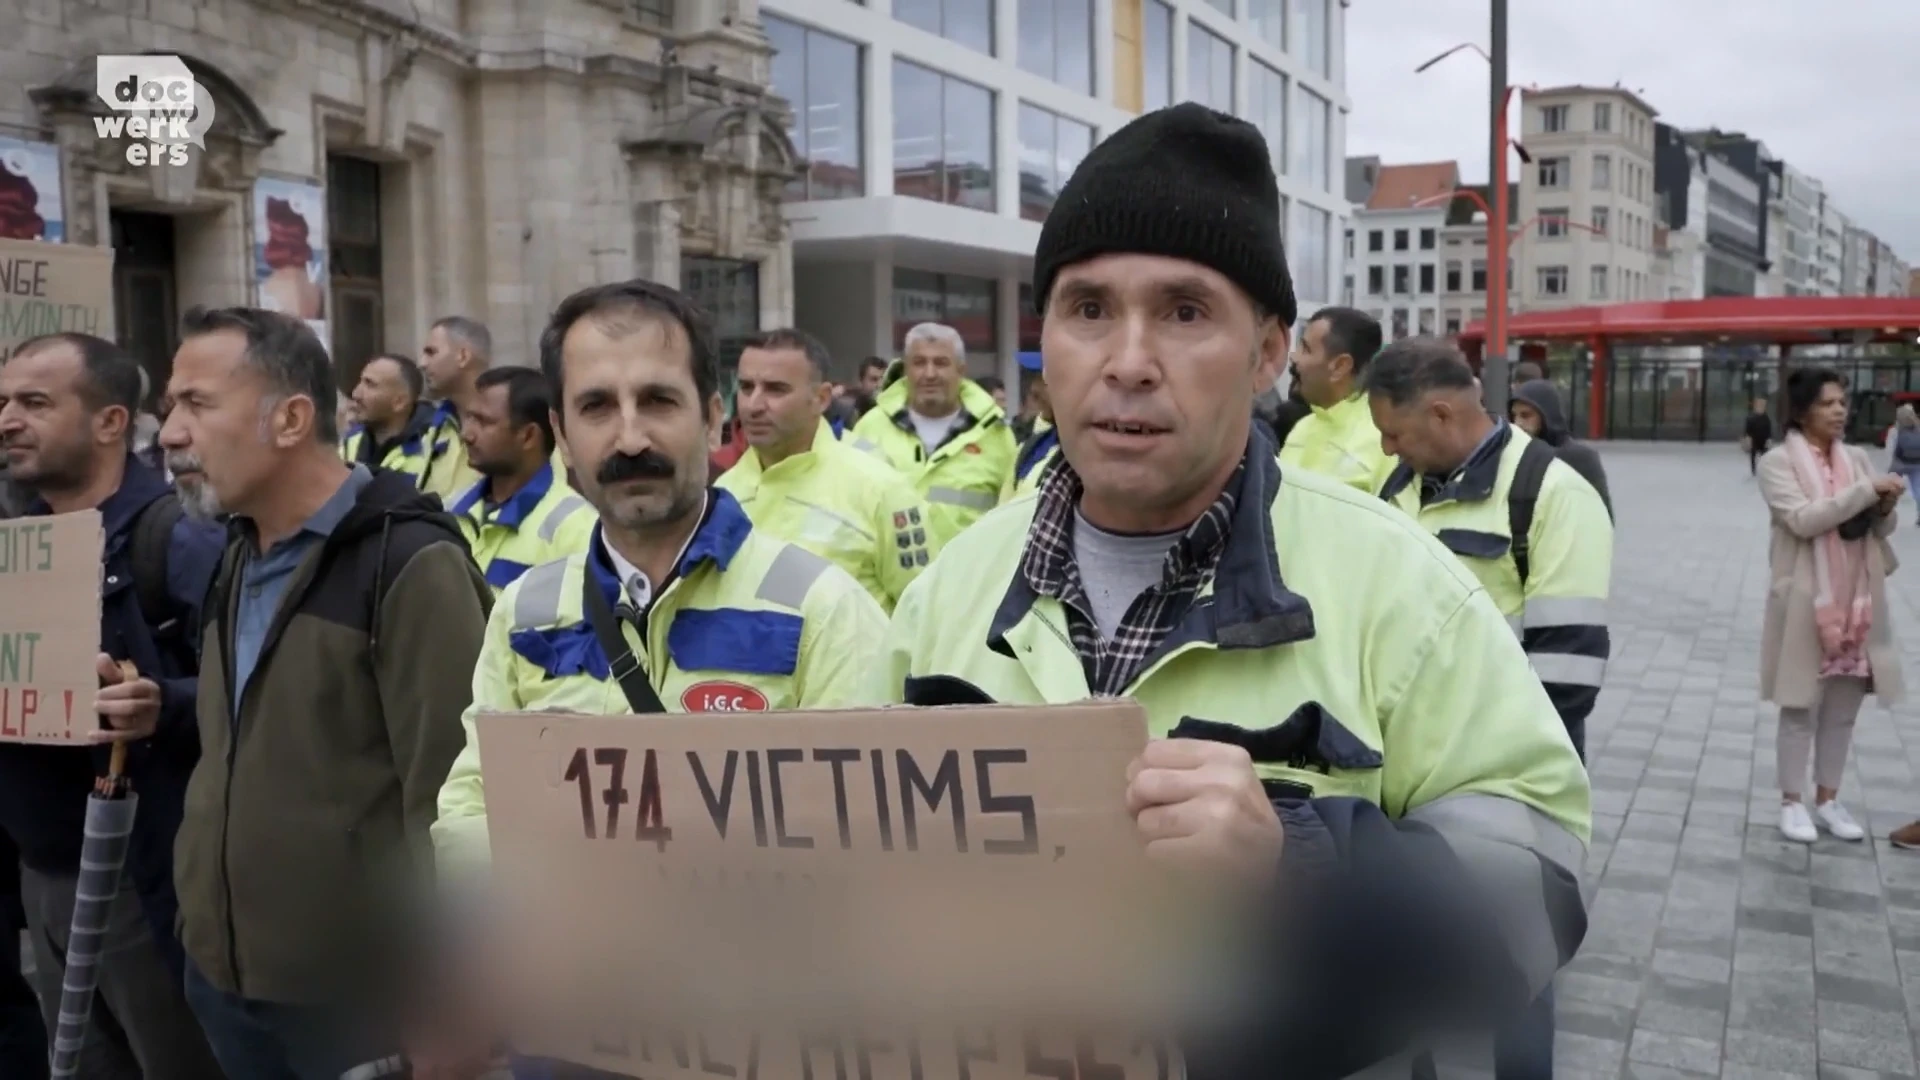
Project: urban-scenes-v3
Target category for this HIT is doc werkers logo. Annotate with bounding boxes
[93,55,217,167]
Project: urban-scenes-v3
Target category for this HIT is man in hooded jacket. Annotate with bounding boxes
[1509,378,1613,520]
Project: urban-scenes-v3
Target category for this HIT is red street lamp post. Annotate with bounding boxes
[1416,0,1515,404]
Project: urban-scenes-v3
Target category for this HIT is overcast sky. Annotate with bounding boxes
[1344,0,1920,264]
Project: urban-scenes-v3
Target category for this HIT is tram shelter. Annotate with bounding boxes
[1458,297,1920,442]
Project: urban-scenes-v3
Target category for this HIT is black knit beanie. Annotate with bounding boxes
[1031,103,1297,326]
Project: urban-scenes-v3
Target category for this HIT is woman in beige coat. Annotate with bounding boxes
[1759,368,1905,844]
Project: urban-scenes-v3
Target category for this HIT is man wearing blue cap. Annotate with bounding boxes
[1007,350,1059,497]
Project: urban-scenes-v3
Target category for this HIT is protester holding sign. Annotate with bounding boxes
[157,306,491,1080]
[428,278,889,1078]
[0,331,225,1077]
[880,103,1592,1077]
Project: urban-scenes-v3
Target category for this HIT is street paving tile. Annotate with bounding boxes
[1548,443,1920,1079]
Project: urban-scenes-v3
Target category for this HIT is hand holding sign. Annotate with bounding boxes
[90,652,160,743]
[1125,739,1284,888]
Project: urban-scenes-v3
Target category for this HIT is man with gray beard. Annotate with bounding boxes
[155,306,490,1079]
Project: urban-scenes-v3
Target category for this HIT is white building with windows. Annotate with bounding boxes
[1344,159,1458,340]
[1816,196,1849,297]
[1513,85,1661,313]
[765,0,1351,388]
[1766,161,1823,297]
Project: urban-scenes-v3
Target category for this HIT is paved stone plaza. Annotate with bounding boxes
[1556,441,1920,1080]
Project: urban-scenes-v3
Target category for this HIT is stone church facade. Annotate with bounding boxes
[1,0,798,390]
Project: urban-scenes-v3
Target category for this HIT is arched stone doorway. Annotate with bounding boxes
[28,55,282,398]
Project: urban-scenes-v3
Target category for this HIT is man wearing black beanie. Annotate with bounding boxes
[880,103,1590,1078]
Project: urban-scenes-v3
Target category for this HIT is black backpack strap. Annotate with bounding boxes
[1506,439,1556,590]
[580,569,667,714]
[131,492,186,635]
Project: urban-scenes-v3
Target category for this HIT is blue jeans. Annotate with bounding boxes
[1492,985,1555,1080]
[183,960,396,1080]
[1903,469,1920,510]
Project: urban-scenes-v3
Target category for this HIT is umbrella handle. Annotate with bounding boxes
[109,660,139,779]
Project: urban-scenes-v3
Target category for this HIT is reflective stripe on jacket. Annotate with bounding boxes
[717,419,937,611]
[419,400,479,502]
[1380,422,1613,751]
[451,462,597,592]
[847,375,1015,545]
[883,430,1590,1069]
[431,489,890,878]
[1278,393,1398,495]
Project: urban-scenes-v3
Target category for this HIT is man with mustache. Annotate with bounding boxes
[0,332,225,1078]
[157,306,491,1079]
[428,279,889,1079]
[878,104,1589,1077]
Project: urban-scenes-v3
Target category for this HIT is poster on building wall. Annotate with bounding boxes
[251,176,329,352]
[0,137,65,243]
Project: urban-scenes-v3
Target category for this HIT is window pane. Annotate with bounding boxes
[948,0,995,55]
[893,61,943,201]
[1018,0,1054,83]
[1291,87,1329,190]
[1249,62,1286,171]
[1017,104,1056,223]
[1295,204,1330,301]
[895,0,941,38]
[1187,25,1232,111]
[1294,0,1328,77]
[1054,0,1091,95]
[771,20,864,201]
[1143,0,1173,112]
[1248,0,1284,51]
[944,273,998,353]
[1056,115,1092,196]
[943,75,996,211]
[892,267,946,349]
[1204,0,1231,15]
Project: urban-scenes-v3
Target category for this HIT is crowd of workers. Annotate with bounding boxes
[0,101,1655,1080]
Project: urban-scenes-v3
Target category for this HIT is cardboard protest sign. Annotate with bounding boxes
[476,701,1207,1080]
[0,511,103,743]
[0,236,115,360]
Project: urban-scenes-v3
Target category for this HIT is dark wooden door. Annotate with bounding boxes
[109,210,178,407]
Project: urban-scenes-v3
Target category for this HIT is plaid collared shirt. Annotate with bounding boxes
[1018,458,1242,697]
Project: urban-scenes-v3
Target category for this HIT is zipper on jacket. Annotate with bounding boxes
[218,550,245,992]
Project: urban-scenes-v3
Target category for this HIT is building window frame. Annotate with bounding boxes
[1016,102,1093,223]
[1017,0,1093,94]
[1537,156,1567,189]
[1142,0,1173,112]
[1186,22,1235,112]
[1537,265,1569,296]
[892,60,997,212]
[1541,104,1568,133]
[767,16,865,202]
[1538,208,1568,239]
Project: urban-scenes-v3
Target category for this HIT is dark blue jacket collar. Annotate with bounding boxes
[452,462,554,528]
[986,424,1316,664]
[28,454,171,538]
[1015,427,1060,482]
[584,487,754,611]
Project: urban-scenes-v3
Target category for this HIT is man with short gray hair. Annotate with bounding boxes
[847,321,1015,544]
[157,306,490,1079]
[416,314,494,501]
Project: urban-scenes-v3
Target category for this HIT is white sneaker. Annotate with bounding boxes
[1815,800,1865,841]
[1780,802,1818,843]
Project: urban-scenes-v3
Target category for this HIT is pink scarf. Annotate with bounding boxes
[1783,429,1873,677]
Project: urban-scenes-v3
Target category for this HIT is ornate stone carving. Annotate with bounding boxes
[624,88,799,262]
